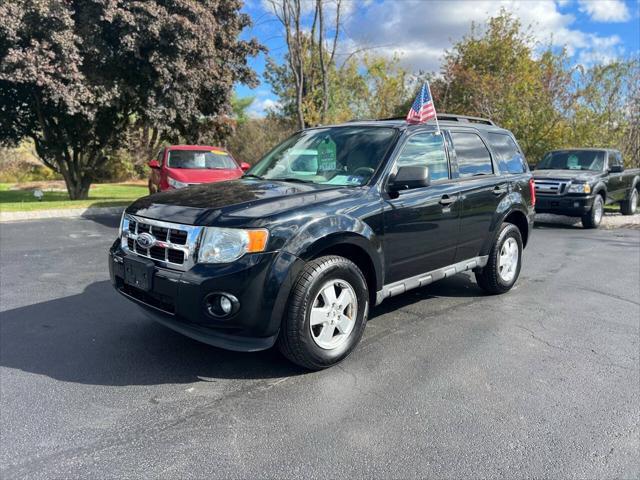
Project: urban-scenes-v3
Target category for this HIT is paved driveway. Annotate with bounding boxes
[1,217,638,478]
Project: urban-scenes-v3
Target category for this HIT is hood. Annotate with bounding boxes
[533,169,602,182]
[127,179,354,225]
[166,167,242,184]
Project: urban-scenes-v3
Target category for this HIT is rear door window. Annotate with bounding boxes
[395,132,450,182]
[486,133,527,174]
[450,132,493,177]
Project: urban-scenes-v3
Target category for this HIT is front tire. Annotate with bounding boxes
[278,255,369,370]
[620,188,638,216]
[582,195,604,228]
[475,223,523,295]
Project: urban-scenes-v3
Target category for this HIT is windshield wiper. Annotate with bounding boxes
[272,177,314,184]
[242,173,264,179]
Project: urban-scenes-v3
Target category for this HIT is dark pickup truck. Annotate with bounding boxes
[109,115,535,369]
[533,148,639,228]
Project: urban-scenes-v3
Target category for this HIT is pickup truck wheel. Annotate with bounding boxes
[475,223,523,295]
[620,188,638,216]
[278,255,369,370]
[582,195,604,228]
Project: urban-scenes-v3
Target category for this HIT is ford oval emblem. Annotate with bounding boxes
[136,232,156,249]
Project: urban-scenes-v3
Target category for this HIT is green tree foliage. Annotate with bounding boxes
[432,11,638,165]
[227,116,296,165]
[0,0,261,199]
[265,43,410,126]
[232,94,256,126]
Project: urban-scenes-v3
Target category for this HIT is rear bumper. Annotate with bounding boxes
[109,242,303,352]
[535,194,595,216]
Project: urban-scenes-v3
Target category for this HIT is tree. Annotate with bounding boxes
[570,61,639,166]
[0,0,261,199]
[266,0,342,129]
[432,12,575,162]
[231,94,255,126]
[265,38,410,126]
[430,10,638,164]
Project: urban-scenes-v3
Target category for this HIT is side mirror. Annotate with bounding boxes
[148,159,160,169]
[388,166,431,192]
[609,164,624,173]
[240,162,251,172]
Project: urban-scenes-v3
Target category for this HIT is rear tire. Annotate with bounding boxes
[582,195,604,229]
[620,188,638,216]
[475,223,523,295]
[278,255,369,370]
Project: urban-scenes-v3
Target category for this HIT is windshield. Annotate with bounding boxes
[247,126,398,186]
[537,150,605,171]
[167,150,237,170]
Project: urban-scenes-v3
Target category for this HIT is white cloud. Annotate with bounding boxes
[247,93,281,118]
[341,0,627,71]
[577,0,631,22]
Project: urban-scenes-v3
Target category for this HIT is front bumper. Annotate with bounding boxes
[535,194,595,216]
[109,242,303,352]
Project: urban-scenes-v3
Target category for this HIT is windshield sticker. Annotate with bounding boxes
[211,150,227,155]
[567,154,580,169]
[317,137,337,172]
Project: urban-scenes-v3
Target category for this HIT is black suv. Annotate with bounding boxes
[109,115,535,369]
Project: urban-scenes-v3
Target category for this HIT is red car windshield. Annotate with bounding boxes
[167,150,237,170]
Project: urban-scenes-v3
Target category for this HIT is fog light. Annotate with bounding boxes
[219,296,232,314]
[204,293,239,318]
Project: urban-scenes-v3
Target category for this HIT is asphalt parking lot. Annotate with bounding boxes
[1,216,638,479]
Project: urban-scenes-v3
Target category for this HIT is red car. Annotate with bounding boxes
[148,145,250,193]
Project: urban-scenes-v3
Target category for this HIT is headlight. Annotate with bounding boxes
[168,177,189,189]
[198,227,269,264]
[567,183,591,194]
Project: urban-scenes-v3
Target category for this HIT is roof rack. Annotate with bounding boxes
[436,114,495,126]
[372,114,496,126]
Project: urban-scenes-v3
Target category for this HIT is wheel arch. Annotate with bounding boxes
[593,182,607,201]
[503,209,530,248]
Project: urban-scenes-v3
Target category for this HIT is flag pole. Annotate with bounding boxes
[426,81,441,135]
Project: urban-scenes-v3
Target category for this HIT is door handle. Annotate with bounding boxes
[492,185,507,195]
[439,194,457,206]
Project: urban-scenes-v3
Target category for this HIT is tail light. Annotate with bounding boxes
[529,178,536,206]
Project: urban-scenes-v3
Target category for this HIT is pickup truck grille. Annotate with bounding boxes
[121,214,202,271]
[535,180,569,195]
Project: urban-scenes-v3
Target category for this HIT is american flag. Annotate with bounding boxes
[406,83,437,124]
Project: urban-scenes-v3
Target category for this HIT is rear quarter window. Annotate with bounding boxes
[486,133,527,174]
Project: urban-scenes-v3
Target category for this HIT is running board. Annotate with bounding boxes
[375,256,488,305]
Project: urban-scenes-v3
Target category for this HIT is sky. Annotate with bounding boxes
[236,0,640,117]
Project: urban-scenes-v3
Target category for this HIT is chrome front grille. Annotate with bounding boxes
[121,214,202,270]
[535,180,569,195]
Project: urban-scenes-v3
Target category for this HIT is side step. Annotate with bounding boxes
[375,256,488,305]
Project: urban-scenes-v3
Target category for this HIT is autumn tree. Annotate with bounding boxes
[431,10,638,164]
[431,12,575,161]
[0,0,261,199]
[266,0,344,128]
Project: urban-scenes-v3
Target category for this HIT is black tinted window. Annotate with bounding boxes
[396,133,449,181]
[451,132,493,177]
[487,133,527,174]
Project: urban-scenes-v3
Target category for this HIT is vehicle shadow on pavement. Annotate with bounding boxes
[0,281,303,386]
[533,221,583,230]
[369,273,483,319]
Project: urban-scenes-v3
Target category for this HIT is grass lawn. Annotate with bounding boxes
[0,182,148,212]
